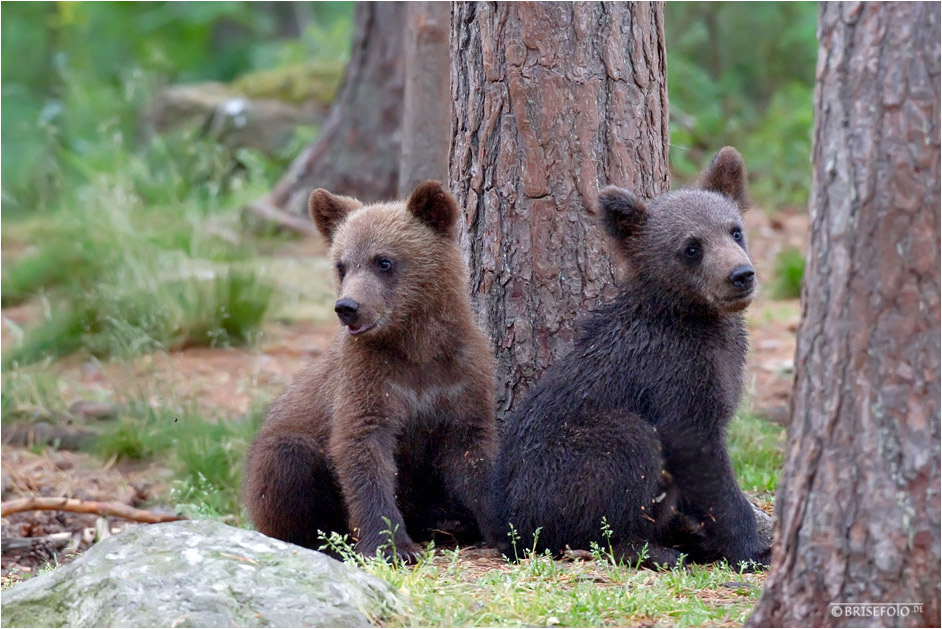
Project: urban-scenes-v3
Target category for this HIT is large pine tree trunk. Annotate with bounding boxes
[749,3,941,626]
[399,2,451,196]
[450,2,670,420]
[263,3,405,215]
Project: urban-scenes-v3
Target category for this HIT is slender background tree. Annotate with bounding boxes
[257,3,405,219]
[749,3,941,626]
[450,1,670,420]
[399,1,451,196]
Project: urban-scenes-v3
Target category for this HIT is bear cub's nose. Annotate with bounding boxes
[728,265,755,290]
[334,298,360,325]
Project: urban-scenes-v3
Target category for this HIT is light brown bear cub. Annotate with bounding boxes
[244,181,497,562]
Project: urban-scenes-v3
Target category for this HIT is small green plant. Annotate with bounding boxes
[528,526,543,560]
[771,247,806,300]
[170,473,238,521]
[506,522,521,562]
[600,517,615,561]
[317,530,361,564]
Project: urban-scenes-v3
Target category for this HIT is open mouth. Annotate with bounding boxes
[346,322,376,336]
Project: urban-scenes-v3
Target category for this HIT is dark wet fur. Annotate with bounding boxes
[492,148,771,570]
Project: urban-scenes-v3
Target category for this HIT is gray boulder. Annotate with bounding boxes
[751,502,775,548]
[1,519,405,628]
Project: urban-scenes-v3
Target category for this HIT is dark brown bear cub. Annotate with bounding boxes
[492,148,771,570]
[244,181,497,562]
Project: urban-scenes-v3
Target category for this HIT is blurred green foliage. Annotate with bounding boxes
[1,1,353,213]
[0,124,279,367]
[1,3,355,366]
[667,2,817,210]
[2,2,817,214]
[771,248,806,300]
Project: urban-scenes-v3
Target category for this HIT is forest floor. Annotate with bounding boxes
[0,206,807,626]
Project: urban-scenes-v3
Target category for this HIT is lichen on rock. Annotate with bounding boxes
[1,519,405,628]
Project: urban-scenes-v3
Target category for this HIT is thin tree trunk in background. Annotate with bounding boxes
[399,2,451,196]
[262,3,405,216]
[450,2,669,420]
[749,3,941,626]
[261,1,302,39]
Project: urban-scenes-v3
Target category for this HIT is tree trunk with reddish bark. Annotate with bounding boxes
[450,2,670,420]
[263,3,405,215]
[749,3,941,627]
[399,2,452,196]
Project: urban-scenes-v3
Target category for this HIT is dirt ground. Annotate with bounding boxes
[0,209,807,582]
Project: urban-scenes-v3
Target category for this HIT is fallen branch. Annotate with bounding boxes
[0,497,185,524]
[1,531,72,553]
[245,198,321,237]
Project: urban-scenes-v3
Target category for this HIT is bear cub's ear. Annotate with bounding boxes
[308,189,363,244]
[597,186,649,242]
[697,146,750,212]
[406,180,459,240]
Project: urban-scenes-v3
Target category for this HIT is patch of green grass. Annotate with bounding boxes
[0,368,66,425]
[1,242,111,307]
[2,124,281,369]
[319,534,765,627]
[170,407,263,520]
[4,270,273,367]
[770,248,806,300]
[728,413,785,498]
[94,402,182,461]
[95,399,265,521]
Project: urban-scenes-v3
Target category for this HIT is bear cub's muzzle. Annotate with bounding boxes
[334,297,376,335]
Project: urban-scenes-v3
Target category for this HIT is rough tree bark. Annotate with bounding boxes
[399,2,451,196]
[749,3,941,627]
[450,2,669,420]
[258,3,405,218]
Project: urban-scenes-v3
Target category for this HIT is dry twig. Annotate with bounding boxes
[0,497,185,524]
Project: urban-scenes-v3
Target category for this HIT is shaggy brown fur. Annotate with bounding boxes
[244,181,497,562]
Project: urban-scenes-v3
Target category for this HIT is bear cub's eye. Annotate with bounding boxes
[684,243,701,259]
[336,263,346,279]
[731,228,743,242]
[376,258,394,272]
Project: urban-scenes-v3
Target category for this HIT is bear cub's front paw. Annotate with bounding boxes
[356,535,425,564]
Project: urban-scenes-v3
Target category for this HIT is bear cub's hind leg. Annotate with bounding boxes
[244,432,348,551]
